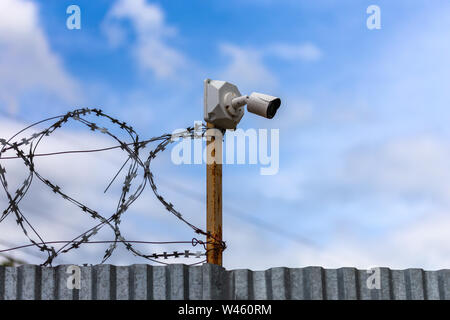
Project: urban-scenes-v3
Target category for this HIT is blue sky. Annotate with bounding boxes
[1,0,450,270]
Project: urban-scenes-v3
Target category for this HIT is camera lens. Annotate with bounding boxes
[266,98,281,119]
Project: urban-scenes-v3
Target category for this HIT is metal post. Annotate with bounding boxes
[206,122,223,265]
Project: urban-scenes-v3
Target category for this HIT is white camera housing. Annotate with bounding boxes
[247,92,281,119]
[203,79,244,129]
[204,79,281,129]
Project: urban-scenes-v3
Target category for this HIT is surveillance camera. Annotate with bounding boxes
[246,92,281,119]
[204,79,281,129]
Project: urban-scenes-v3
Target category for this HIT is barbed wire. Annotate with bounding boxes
[0,108,226,266]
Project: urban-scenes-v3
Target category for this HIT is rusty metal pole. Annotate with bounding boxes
[206,122,223,265]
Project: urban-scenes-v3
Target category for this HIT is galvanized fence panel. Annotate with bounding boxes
[0,264,448,300]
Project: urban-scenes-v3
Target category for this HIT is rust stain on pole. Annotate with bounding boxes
[206,122,223,266]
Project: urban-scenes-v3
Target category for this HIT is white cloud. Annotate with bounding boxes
[0,0,80,115]
[268,43,322,61]
[221,134,450,270]
[224,209,450,270]
[103,0,187,78]
[344,136,450,203]
[219,42,322,90]
[388,212,450,268]
[275,98,314,129]
[327,211,450,269]
[219,43,277,90]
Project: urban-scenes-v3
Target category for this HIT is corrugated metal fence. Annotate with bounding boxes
[0,264,448,300]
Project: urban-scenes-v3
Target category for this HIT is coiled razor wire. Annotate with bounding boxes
[0,108,226,266]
